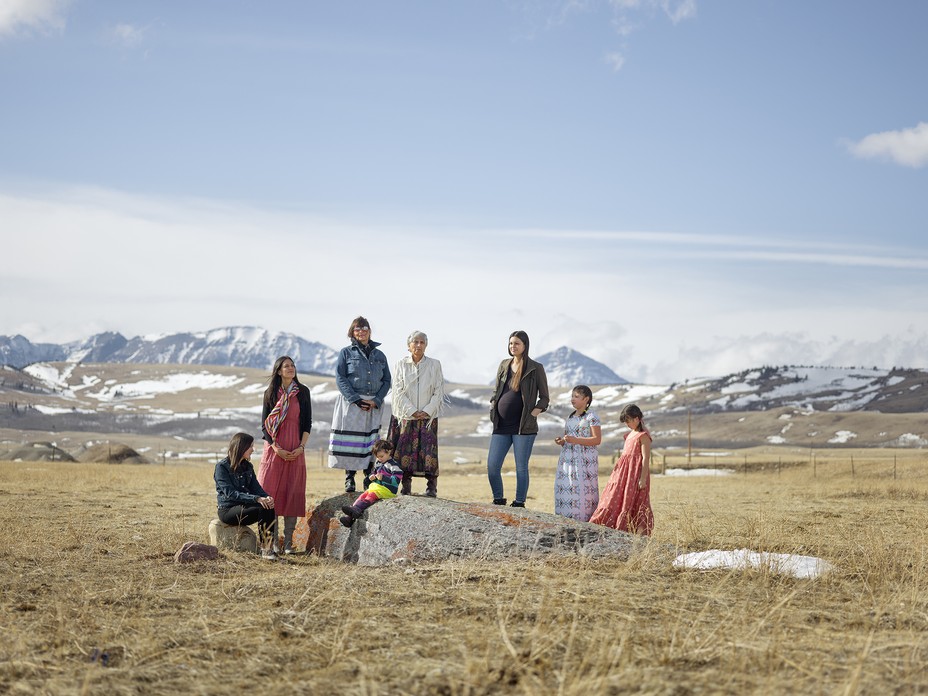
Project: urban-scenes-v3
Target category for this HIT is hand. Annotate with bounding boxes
[638,478,647,490]
[530,408,542,418]
[259,496,275,509]
[554,436,565,447]
[412,410,429,420]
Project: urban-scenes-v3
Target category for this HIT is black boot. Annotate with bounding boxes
[344,471,356,493]
[425,476,437,498]
[510,501,525,508]
[339,515,354,528]
[493,498,507,505]
[341,504,362,520]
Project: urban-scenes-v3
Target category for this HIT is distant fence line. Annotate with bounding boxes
[655,452,927,481]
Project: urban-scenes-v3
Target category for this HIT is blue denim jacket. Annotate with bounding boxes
[214,457,267,509]
[335,339,392,406]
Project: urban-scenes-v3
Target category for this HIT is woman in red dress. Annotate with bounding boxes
[257,356,312,554]
[589,404,653,536]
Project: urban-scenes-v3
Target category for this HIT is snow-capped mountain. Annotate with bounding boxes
[0,335,67,368]
[535,346,628,387]
[1,327,339,375]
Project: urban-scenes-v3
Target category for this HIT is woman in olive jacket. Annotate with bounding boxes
[486,330,549,507]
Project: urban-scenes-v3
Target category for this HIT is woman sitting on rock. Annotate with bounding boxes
[214,432,278,560]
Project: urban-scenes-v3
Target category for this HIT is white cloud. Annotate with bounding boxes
[658,0,696,24]
[3,185,927,385]
[604,50,626,71]
[0,0,69,37]
[112,22,145,48]
[846,121,928,168]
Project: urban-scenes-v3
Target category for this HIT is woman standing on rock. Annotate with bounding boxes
[554,385,602,522]
[590,404,653,535]
[328,316,391,493]
[258,356,312,554]
[388,330,446,497]
[215,432,278,560]
[486,330,549,508]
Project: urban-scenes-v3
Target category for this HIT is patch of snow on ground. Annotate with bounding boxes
[827,430,857,444]
[85,373,245,400]
[310,383,341,402]
[239,383,266,394]
[910,384,922,391]
[728,393,762,408]
[33,405,95,415]
[767,435,786,444]
[697,452,732,457]
[887,376,905,386]
[721,382,752,394]
[673,549,834,579]
[892,433,928,447]
[447,389,488,407]
[594,384,666,407]
[658,468,734,477]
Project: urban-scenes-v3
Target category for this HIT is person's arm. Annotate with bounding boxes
[299,386,313,442]
[334,348,361,403]
[373,352,392,407]
[261,397,273,444]
[638,434,652,489]
[391,360,416,417]
[421,359,445,418]
[530,364,550,418]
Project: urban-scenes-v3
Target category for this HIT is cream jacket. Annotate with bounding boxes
[390,355,446,421]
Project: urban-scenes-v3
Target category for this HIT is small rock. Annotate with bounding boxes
[173,541,219,563]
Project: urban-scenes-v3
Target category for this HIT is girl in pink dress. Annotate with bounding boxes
[258,356,312,554]
[589,404,653,536]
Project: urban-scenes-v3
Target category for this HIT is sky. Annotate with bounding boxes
[2,0,927,385]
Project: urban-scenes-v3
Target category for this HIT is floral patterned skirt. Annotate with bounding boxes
[387,416,439,477]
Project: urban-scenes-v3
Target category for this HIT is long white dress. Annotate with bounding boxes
[554,409,601,522]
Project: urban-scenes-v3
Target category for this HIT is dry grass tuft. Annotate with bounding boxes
[1,451,926,694]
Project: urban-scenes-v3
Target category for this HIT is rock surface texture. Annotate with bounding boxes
[293,494,643,566]
[208,519,258,553]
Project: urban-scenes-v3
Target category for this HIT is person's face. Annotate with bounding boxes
[408,337,427,359]
[374,449,391,463]
[353,324,371,344]
[623,415,641,429]
[244,444,255,460]
[508,337,525,357]
[278,359,296,380]
[570,391,591,411]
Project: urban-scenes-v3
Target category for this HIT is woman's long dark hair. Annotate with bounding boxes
[507,330,530,391]
[227,432,255,472]
[263,355,302,412]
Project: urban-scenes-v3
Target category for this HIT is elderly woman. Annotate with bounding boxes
[328,316,392,493]
[387,330,446,497]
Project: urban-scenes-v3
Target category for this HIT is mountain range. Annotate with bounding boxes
[0,327,338,375]
[0,327,626,386]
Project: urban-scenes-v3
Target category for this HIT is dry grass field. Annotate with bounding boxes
[1,449,926,695]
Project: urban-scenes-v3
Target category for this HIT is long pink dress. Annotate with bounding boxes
[257,392,307,517]
[589,428,653,535]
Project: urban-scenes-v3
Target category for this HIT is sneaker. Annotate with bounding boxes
[339,515,354,528]
[261,549,278,560]
[493,498,507,506]
[284,548,295,555]
[510,501,525,508]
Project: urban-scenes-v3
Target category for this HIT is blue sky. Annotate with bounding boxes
[2,0,927,384]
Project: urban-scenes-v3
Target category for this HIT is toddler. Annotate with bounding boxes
[340,439,403,527]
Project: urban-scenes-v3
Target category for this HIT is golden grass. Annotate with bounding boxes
[1,451,926,695]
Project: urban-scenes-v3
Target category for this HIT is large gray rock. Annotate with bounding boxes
[300,494,646,566]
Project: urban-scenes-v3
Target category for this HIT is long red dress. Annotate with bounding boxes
[589,428,653,535]
[257,391,307,517]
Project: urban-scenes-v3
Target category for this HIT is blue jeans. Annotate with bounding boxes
[487,433,537,503]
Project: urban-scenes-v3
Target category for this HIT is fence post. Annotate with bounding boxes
[812,453,816,478]
[778,456,781,476]
[851,455,854,478]
[894,454,897,480]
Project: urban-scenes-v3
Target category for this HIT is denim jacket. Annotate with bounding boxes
[335,339,392,406]
[214,457,268,509]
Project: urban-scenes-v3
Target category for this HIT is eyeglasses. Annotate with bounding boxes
[353,326,370,332]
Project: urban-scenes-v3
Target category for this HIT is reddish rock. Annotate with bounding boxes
[173,541,220,563]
